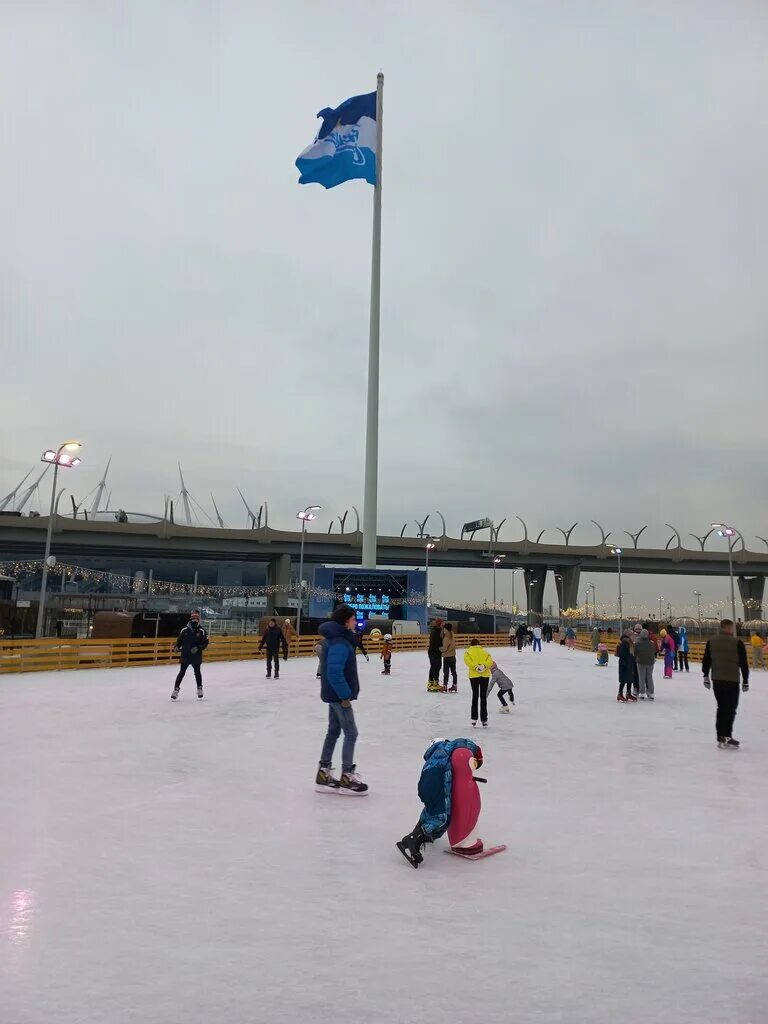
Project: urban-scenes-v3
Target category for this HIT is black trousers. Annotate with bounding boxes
[517,636,524,652]
[442,656,457,687]
[428,651,442,681]
[470,678,488,723]
[497,686,514,707]
[266,652,281,675]
[713,680,740,739]
[677,650,689,671]
[175,661,202,688]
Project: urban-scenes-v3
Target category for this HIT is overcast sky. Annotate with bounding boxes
[2,1,766,614]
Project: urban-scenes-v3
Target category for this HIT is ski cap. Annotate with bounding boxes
[384,633,392,641]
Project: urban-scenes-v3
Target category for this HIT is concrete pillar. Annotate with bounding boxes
[267,554,291,615]
[553,566,580,612]
[737,576,765,622]
[524,568,547,622]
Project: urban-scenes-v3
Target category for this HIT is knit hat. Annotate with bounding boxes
[640,628,649,639]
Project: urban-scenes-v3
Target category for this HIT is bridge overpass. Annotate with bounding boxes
[1,515,766,618]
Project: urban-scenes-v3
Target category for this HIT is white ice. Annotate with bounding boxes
[1,644,766,1024]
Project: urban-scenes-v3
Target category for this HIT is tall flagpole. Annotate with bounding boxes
[362,72,383,569]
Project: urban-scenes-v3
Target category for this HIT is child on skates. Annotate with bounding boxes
[490,662,514,712]
[380,634,393,675]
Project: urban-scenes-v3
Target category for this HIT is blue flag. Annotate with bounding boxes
[296,91,377,189]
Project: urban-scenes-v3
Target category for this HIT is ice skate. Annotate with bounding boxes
[396,824,428,868]
[617,694,626,702]
[481,722,488,728]
[197,685,203,700]
[471,720,478,727]
[639,694,646,700]
[499,706,510,714]
[449,685,457,693]
[626,694,637,702]
[339,769,369,796]
[719,737,740,750]
[315,766,340,793]
[171,687,180,701]
[648,695,655,700]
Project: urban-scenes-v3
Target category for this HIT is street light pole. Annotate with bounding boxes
[35,442,83,639]
[528,580,538,626]
[587,582,596,627]
[555,574,563,630]
[658,596,664,622]
[711,524,741,625]
[511,568,518,616]
[295,504,321,638]
[425,540,435,624]
[489,554,505,634]
[693,590,702,638]
[610,547,623,635]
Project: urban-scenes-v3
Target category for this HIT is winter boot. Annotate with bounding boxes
[396,823,430,868]
[315,766,341,793]
[719,737,740,750]
[339,769,369,796]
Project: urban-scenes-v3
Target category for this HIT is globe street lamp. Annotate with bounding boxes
[489,554,505,633]
[425,539,436,621]
[295,505,321,637]
[609,547,623,635]
[36,442,83,638]
[711,523,740,626]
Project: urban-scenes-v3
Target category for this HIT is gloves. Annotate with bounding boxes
[703,676,711,689]
[742,681,749,693]
[365,655,370,662]
[190,646,199,655]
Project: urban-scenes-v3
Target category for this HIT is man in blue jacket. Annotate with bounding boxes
[171,610,209,700]
[315,604,368,795]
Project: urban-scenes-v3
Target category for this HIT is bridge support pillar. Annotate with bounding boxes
[217,565,243,587]
[267,554,291,615]
[737,576,764,622]
[553,566,581,612]
[524,569,547,622]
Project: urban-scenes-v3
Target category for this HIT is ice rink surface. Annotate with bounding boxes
[1,643,766,1024]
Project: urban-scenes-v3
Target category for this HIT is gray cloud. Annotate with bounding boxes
[2,0,766,612]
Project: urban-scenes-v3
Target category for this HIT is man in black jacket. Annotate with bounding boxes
[427,619,444,689]
[171,610,209,700]
[259,618,288,678]
[702,619,749,749]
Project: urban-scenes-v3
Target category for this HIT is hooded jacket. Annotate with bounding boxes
[259,624,287,656]
[318,620,360,703]
[677,626,689,653]
[440,630,457,657]
[175,621,209,663]
[616,635,636,684]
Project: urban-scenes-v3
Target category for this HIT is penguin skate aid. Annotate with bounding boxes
[396,738,506,868]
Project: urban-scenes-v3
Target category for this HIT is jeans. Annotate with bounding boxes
[752,646,765,670]
[712,680,740,739]
[637,663,654,696]
[497,686,514,707]
[319,703,358,773]
[428,651,442,682]
[470,678,488,723]
[175,661,202,688]
[532,637,542,652]
[442,656,457,687]
[266,652,280,676]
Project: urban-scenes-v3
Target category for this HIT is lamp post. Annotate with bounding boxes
[587,582,596,627]
[554,574,564,630]
[295,504,321,637]
[693,590,702,637]
[609,547,623,635]
[511,568,520,616]
[711,523,740,626]
[425,539,435,622]
[35,442,83,638]
[658,596,664,622]
[489,554,505,633]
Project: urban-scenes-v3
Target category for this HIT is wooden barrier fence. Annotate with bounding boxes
[0,631,707,676]
[0,631,515,676]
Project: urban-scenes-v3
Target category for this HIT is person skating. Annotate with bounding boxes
[380,633,393,675]
[491,662,514,712]
[634,628,656,699]
[427,618,444,691]
[515,622,527,652]
[591,625,601,653]
[259,618,287,678]
[565,625,576,651]
[396,737,484,868]
[532,623,543,653]
[616,631,637,701]
[440,622,458,691]
[676,624,690,672]
[660,628,676,679]
[314,639,323,679]
[702,619,749,749]
[315,604,368,794]
[171,610,209,700]
[749,630,765,670]
[353,631,370,663]
[281,618,296,659]
[463,638,493,727]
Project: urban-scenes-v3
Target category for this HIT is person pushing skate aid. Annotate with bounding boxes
[397,738,505,868]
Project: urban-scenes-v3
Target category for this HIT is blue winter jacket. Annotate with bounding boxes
[678,626,689,653]
[319,620,360,703]
[418,738,480,839]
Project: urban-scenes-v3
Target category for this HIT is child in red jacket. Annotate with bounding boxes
[381,634,393,675]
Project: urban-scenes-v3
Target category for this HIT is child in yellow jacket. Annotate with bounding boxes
[463,638,493,728]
